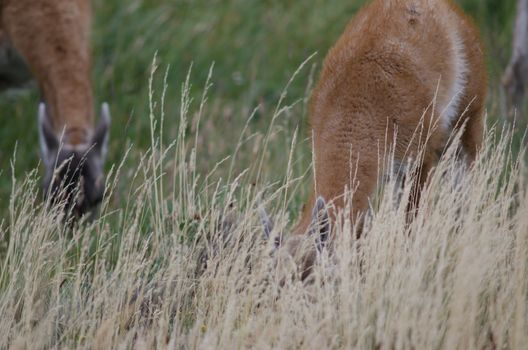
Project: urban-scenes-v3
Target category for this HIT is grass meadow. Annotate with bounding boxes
[0,0,527,348]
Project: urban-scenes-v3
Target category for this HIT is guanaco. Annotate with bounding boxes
[261,0,487,274]
[1,0,110,217]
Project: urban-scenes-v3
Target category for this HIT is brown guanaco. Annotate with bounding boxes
[1,0,111,217]
[261,0,487,276]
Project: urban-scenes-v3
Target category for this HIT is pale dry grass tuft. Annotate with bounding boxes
[1,73,527,349]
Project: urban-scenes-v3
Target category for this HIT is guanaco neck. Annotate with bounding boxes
[2,0,94,146]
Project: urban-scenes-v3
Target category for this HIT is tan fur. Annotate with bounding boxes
[295,0,487,235]
[1,0,93,145]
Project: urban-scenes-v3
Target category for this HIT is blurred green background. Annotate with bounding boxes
[0,0,518,216]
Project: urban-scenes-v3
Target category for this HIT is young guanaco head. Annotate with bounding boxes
[38,103,110,218]
[260,197,331,282]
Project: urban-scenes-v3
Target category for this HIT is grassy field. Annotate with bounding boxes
[0,0,518,210]
[0,0,527,348]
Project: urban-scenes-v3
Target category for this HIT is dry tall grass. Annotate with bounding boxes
[1,73,527,349]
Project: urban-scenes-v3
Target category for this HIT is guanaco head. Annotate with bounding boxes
[259,197,330,282]
[38,103,111,218]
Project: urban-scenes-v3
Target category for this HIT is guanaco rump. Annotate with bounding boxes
[1,0,110,217]
[261,0,487,270]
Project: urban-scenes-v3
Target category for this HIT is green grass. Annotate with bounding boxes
[0,0,518,217]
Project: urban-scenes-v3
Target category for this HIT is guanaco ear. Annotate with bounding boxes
[259,206,274,240]
[38,103,58,167]
[258,205,283,250]
[93,102,111,161]
[308,197,330,252]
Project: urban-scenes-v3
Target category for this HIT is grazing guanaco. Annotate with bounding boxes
[261,0,487,274]
[1,0,110,217]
